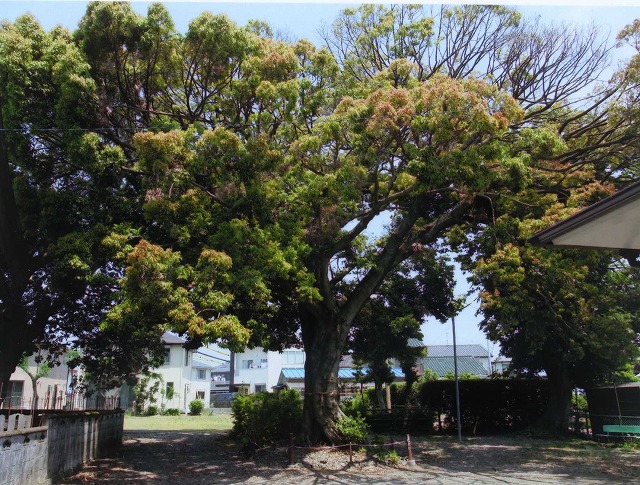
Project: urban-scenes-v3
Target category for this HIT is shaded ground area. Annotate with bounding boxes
[61,430,640,484]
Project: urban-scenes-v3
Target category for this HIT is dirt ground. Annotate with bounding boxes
[60,430,640,484]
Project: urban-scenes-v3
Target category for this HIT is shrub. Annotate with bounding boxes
[146,405,158,416]
[189,399,205,415]
[164,408,180,416]
[231,389,302,447]
[375,448,401,465]
[335,414,369,443]
[340,394,373,419]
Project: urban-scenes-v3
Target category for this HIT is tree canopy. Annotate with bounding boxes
[1,3,639,441]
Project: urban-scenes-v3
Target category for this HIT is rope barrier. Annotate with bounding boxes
[287,433,416,467]
[291,441,404,451]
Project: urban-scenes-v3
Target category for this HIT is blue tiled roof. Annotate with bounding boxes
[280,367,404,380]
[281,368,305,379]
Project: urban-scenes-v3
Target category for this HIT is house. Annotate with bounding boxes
[121,332,227,413]
[233,348,306,394]
[492,356,512,374]
[209,363,231,395]
[1,354,73,410]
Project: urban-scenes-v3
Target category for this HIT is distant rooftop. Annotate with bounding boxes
[423,357,489,378]
[162,332,186,345]
[280,367,404,380]
[426,344,490,358]
[191,358,220,369]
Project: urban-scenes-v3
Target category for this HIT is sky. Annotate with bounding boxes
[2,0,640,356]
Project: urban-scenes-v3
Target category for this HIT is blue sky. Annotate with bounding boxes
[2,1,639,354]
[3,1,640,48]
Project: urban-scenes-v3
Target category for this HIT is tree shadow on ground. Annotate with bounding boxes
[414,435,640,484]
[59,431,640,484]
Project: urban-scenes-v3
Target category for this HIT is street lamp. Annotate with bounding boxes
[451,312,462,442]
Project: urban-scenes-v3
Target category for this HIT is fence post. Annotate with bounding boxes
[288,433,295,466]
[406,433,416,466]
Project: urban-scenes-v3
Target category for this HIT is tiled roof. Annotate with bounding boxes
[280,367,405,381]
[423,357,489,378]
[162,332,186,345]
[426,344,490,358]
[407,338,425,348]
[191,359,219,369]
[281,368,305,379]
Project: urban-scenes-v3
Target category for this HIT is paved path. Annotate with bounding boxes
[60,430,640,484]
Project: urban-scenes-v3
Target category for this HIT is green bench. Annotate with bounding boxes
[602,424,640,437]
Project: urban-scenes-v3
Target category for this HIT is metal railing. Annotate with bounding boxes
[0,393,120,412]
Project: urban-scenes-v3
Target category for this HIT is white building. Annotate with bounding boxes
[122,332,227,413]
[233,348,306,394]
[2,354,72,410]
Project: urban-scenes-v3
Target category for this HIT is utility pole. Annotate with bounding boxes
[452,313,462,442]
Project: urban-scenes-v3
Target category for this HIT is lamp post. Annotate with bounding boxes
[451,313,462,442]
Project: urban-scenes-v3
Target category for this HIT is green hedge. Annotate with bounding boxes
[231,390,303,447]
[418,378,549,434]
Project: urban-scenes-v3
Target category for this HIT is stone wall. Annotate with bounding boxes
[0,410,124,485]
[0,426,48,485]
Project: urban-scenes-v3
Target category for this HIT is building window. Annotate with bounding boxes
[163,347,171,365]
[185,350,190,366]
[165,382,174,400]
[196,391,205,400]
[241,359,253,369]
[197,369,206,380]
[282,351,304,365]
[255,384,266,393]
[2,381,24,407]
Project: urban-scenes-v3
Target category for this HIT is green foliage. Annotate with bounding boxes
[231,390,302,447]
[571,393,589,413]
[189,399,205,416]
[389,381,421,406]
[2,1,639,446]
[419,369,440,383]
[146,405,159,416]
[340,394,373,419]
[335,414,369,444]
[164,408,181,416]
[375,448,401,465]
[132,372,162,415]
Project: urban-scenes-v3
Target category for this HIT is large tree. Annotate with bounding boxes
[0,13,137,389]
[454,18,640,432]
[2,3,638,443]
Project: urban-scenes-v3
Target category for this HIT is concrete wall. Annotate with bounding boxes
[0,410,123,485]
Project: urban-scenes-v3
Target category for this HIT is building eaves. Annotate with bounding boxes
[529,180,640,249]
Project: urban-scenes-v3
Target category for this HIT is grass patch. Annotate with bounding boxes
[124,413,233,431]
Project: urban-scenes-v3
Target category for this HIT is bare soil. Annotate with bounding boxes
[60,430,640,484]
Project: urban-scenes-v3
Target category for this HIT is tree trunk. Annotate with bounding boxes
[537,364,572,433]
[300,310,350,444]
[374,380,386,410]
